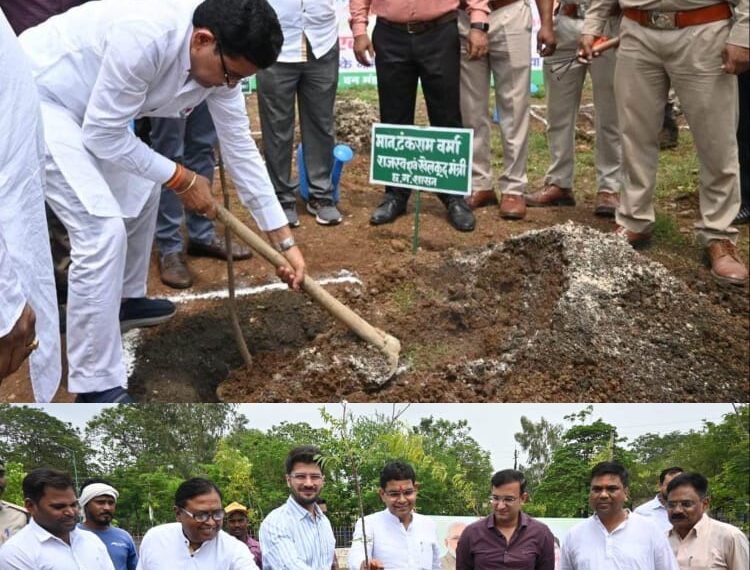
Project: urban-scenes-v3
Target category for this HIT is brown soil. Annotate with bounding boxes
[1,93,748,403]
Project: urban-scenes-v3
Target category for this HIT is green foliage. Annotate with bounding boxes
[0,404,93,478]
[85,404,243,478]
[1,461,25,505]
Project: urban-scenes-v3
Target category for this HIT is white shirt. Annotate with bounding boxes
[634,496,673,533]
[267,0,338,62]
[20,0,286,229]
[0,9,61,402]
[0,518,116,570]
[560,512,679,570]
[667,514,750,570]
[348,509,441,570]
[259,496,336,570]
[136,522,258,570]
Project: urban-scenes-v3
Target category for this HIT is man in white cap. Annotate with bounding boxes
[78,479,138,570]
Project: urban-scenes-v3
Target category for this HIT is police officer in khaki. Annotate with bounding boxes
[0,460,29,545]
[580,0,749,285]
[528,0,622,217]
[459,0,556,220]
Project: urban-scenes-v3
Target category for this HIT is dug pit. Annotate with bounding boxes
[127,223,749,402]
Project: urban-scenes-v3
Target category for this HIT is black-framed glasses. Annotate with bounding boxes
[216,41,242,87]
[179,507,225,523]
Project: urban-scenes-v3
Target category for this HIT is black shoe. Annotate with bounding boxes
[75,387,134,403]
[445,198,476,232]
[119,297,176,333]
[733,205,750,225]
[370,198,406,225]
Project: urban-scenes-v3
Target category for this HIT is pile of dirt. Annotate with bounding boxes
[335,98,379,152]
[211,222,748,402]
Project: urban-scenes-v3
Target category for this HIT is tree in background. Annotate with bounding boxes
[513,415,564,490]
[0,404,93,484]
[85,403,243,477]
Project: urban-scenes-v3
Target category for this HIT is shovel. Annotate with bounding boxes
[215,205,402,379]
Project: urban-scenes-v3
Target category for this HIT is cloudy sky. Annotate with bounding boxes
[27,402,735,470]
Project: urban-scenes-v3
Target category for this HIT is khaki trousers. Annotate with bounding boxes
[459,2,531,196]
[615,17,740,244]
[543,14,621,192]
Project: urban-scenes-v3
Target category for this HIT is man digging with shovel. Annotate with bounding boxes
[19,0,306,402]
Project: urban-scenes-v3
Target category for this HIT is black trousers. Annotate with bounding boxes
[738,71,749,208]
[373,17,462,204]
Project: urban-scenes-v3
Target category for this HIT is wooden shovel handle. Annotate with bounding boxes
[215,205,400,356]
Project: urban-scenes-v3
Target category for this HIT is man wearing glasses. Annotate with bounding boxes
[455,469,555,570]
[666,472,749,569]
[348,460,440,570]
[136,477,258,569]
[18,0,306,403]
[560,462,678,570]
[259,445,336,570]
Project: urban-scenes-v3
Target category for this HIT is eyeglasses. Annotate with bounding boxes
[590,485,622,495]
[667,500,697,509]
[490,495,518,504]
[179,507,225,523]
[289,473,324,482]
[216,41,243,87]
[384,489,416,499]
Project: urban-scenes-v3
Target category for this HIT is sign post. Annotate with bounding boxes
[370,123,473,253]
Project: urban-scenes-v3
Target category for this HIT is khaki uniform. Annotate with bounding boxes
[459,1,532,196]
[583,0,749,244]
[0,500,28,545]
[543,5,622,193]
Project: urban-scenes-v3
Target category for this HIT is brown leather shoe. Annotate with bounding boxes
[526,184,576,207]
[159,252,193,289]
[706,239,749,286]
[465,189,498,210]
[594,190,619,218]
[499,193,526,220]
[187,236,252,260]
[613,225,652,249]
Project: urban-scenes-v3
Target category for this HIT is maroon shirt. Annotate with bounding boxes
[0,0,88,34]
[455,513,555,570]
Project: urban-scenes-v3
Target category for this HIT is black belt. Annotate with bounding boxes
[377,11,458,35]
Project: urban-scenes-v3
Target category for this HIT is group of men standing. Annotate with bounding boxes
[1,451,748,570]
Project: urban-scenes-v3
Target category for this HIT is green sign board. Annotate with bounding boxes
[370,124,473,196]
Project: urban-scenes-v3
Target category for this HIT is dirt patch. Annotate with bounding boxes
[125,223,748,402]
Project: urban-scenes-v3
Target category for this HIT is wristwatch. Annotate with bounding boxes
[275,236,296,253]
[470,22,489,32]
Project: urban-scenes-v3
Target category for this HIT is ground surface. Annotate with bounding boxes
[2,88,748,403]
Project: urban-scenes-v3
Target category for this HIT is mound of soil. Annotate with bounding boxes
[128,223,747,402]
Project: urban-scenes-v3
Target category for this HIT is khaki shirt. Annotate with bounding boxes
[667,514,750,570]
[0,500,28,545]
[582,0,749,48]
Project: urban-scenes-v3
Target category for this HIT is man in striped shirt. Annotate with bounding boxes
[259,445,337,570]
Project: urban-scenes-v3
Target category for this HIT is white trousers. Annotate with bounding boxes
[43,122,160,393]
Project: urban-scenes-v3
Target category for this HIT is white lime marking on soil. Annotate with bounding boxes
[164,270,361,303]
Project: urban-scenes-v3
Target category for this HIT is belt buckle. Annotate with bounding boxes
[648,10,678,30]
[405,21,421,34]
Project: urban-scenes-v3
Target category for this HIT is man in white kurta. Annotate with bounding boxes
[348,461,440,570]
[560,461,678,570]
[18,0,305,401]
[137,522,258,570]
[0,10,61,401]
